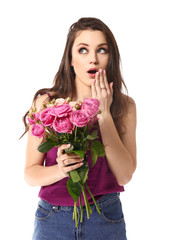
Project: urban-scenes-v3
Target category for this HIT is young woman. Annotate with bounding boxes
[23,17,136,240]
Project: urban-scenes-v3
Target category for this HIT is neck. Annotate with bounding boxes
[73,80,92,102]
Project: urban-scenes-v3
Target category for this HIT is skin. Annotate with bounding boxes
[25,30,136,187]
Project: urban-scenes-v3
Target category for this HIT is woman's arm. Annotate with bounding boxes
[98,98,137,186]
[91,69,137,186]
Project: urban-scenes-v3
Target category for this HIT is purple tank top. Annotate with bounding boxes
[39,129,124,206]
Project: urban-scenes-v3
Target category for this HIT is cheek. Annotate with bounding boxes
[72,57,85,73]
[99,55,109,69]
[104,56,109,66]
[73,62,82,74]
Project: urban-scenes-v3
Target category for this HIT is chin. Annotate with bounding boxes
[75,75,92,87]
[86,80,92,87]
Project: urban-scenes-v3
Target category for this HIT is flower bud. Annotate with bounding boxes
[66,97,71,103]
[51,99,56,104]
[75,103,81,110]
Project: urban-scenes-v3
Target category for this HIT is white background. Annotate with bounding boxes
[0,0,172,239]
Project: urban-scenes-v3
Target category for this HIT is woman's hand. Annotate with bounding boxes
[91,69,113,117]
[56,144,84,178]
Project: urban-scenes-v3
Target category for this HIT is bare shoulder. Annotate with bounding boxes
[123,94,136,121]
[121,94,137,140]
[32,93,50,111]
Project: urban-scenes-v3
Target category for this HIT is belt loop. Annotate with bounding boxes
[52,205,59,212]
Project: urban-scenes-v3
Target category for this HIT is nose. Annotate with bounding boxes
[89,51,98,64]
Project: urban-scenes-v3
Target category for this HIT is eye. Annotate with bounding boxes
[79,48,88,54]
[98,48,108,54]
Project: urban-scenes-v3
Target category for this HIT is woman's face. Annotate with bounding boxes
[71,30,109,87]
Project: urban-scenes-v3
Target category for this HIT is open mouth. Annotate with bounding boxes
[87,68,98,76]
[87,70,97,74]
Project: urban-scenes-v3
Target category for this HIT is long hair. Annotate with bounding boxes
[22,17,128,138]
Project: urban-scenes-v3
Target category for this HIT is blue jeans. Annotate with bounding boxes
[33,193,127,240]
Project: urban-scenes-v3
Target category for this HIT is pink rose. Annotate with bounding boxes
[27,113,40,125]
[40,108,55,126]
[84,98,100,107]
[51,104,73,117]
[53,117,74,134]
[31,124,45,138]
[81,98,100,118]
[55,98,66,105]
[27,116,36,125]
[70,110,89,127]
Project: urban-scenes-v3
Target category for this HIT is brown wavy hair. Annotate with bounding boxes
[22,17,128,138]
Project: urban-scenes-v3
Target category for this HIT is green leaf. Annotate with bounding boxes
[83,140,89,151]
[86,130,98,140]
[69,170,81,183]
[72,141,83,150]
[78,168,89,185]
[91,149,98,167]
[66,178,82,202]
[77,157,89,173]
[37,139,56,153]
[64,146,85,159]
[72,150,85,159]
[91,140,105,157]
[77,156,89,185]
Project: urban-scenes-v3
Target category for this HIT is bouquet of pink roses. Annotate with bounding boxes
[27,97,105,227]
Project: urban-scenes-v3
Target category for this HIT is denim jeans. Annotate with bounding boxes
[33,193,127,240]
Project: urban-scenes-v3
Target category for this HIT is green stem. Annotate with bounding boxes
[45,128,58,142]
[73,208,75,220]
[74,126,77,142]
[82,186,91,219]
[67,133,69,141]
[79,195,83,223]
[85,183,100,214]
[83,125,88,135]
[74,200,78,227]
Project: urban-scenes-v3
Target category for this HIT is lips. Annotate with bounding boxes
[87,68,98,74]
[87,68,98,78]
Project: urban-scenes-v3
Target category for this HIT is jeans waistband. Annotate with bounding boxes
[39,192,120,212]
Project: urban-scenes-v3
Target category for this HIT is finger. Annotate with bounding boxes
[61,159,67,167]
[64,161,83,173]
[57,152,81,165]
[64,157,83,166]
[103,70,110,93]
[57,143,71,157]
[65,153,82,158]
[95,71,101,95]
[99,69,106,89]
[91,79,97,98]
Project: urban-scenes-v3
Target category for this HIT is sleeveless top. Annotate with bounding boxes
[38,128,124,206]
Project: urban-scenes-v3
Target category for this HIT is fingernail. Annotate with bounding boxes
[67,144,71,147]
[99,69,102,73]
[96,72,99,76]
[93,79,96,83]
[103,69,106,74]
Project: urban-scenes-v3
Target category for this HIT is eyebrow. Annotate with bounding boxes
[76,43,108,47]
